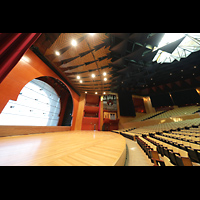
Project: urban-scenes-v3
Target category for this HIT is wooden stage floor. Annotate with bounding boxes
[0,130,126,166]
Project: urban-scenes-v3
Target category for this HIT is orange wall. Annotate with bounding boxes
[0,49,80,130]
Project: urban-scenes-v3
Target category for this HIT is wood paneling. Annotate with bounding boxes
[0,126,70,137]
[33,33,112,95]
[0,49,80,130]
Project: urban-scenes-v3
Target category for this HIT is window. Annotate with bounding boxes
[0,79,61,126]
[152,33,200,64]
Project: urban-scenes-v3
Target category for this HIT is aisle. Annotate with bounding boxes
[125,138,153,166]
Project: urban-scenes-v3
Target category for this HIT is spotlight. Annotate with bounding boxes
[55,51,60,56]
[71,39,77,46]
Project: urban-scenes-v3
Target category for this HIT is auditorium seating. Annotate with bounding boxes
[115,115,200,166]
[137,136,166,166]
[126,105,200,123]
[152,105,200,119]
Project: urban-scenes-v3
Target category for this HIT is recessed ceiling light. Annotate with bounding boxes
[95,92,98,94]
[103,72,106,76]
[104,77,107,81]
[80,80,82,83]
[85,91,87,93]
[55,51,60,56]
[91,74,95,78]
[194,66,197,68]
[71,39,77,46]
[103,92,106,94]
[170,73,172,75]
[193,73,195,75]
[77,75,80,79]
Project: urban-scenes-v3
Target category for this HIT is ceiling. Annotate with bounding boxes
[31,33,200,96]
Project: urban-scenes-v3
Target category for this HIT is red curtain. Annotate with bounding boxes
[0,33,41,83]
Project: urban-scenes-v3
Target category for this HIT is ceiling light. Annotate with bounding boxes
[80,80,82,83]
[55,51,60,56]
[103,72,106,76]
[194,66,197,68]
[89,33,95,36]
[170,73,172,75]
[95,92,98,94]
[91,74,95,78]
[71,39,77,46]
[103,92,106,94]
[85,91,87,93]
[104,77,107,81]
[77,75,80,79]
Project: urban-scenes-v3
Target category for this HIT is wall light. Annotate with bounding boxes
[21,56,30,63]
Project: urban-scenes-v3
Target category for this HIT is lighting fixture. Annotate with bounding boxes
[55,51,60,56]
[91,74,95,78]
[103,72,106,76]
[104,77,107,81]
[194,66,197,68]
[79,80,83,83]
[89,33,95,36]
[77,75,80,79]
[21,56,30,63]
[71,39,77,46]
[85,91,87,94]
[95,92,98,94]
[103,92,106,94]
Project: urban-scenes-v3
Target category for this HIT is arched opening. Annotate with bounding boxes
[0,77,73,126]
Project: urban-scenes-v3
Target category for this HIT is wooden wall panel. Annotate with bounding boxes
[0,126,70,137]
[0,49,80,130]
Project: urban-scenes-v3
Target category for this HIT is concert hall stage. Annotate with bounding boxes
[0,130,126,166]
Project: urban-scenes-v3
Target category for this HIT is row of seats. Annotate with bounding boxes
[136,136,166,166]
[126,118,200,134]
[128,105,200,123]
[148,134,200,165]
[153,105,200,119]
[162,131,200,145]
[144,135,195,166]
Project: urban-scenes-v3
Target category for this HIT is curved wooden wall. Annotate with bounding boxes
[0,49,79,130]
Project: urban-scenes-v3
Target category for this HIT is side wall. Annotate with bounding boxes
[0,49,79,130]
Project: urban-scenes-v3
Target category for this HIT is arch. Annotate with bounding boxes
[0,49,79,129]
[0,78,62,126]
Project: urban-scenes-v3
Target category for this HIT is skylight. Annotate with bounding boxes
[152,33,200,64]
